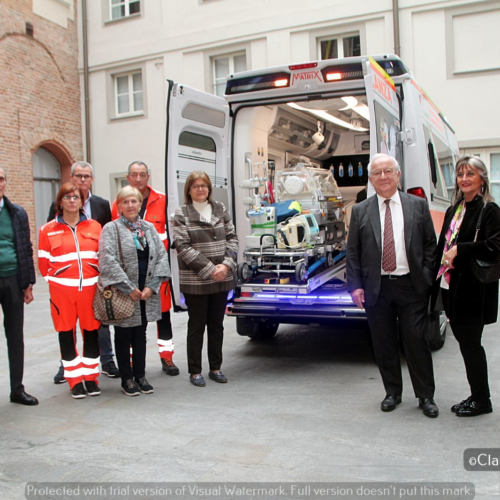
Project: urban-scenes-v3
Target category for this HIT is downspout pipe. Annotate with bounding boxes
[392,0,401,56]
[82,0,91,163]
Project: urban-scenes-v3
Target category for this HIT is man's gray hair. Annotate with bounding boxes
[71,161,94,176]
[367,153,401,177]
[127,161,150,175]
[0,167,6,181]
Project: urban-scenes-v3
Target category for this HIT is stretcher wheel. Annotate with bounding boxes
[326,252,334,268]
[238,262,252,282]
[295,262,307,283]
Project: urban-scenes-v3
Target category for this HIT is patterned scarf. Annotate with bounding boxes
[120,214,147,250]
[437,201,466,284]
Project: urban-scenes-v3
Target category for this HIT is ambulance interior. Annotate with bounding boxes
[233,94,372,244]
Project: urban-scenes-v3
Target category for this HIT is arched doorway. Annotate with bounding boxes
[33,147,61,233]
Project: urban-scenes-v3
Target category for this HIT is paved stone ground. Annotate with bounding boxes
[0,280,499,499]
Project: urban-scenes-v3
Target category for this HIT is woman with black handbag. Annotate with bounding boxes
[432,156,500,416]
[98,186,170,396]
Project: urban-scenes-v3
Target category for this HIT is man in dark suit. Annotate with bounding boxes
[47,162,112,225]
[48,161,119,382]
[0,167,38,405]
[346,153,439,418]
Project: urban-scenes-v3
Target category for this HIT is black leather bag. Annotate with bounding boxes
[470,258,500,284]
[471,203,500,284]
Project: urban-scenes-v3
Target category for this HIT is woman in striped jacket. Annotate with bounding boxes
[173,171,238,387]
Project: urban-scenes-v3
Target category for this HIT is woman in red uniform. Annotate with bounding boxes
[38,183,102,399]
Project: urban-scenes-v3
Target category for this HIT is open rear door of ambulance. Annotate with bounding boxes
[164,81,231,311]
[363,57,402,195]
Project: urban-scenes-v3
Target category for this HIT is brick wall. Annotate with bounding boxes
[0,0,82,248]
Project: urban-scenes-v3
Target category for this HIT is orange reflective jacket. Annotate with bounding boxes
[38,215,101,290]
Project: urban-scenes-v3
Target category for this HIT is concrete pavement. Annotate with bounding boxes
[0,279,499,499]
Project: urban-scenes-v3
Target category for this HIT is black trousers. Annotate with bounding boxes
[442,289,490,402]
[0,275,25,393]
[365,275,435,399]
[184,291,227,375]
[59,329,100,360]
[114,301,147,383]
[157,310,173,340]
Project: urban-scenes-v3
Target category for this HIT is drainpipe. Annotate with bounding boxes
[82,0,91,163]
[392,0,401,56]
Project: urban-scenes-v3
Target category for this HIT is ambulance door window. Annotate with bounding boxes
[490,153,500,202]
[423,125,451,199]
[431,132,455,200]
[177,131,228,207]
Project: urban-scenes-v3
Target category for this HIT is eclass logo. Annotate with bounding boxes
[292,70,323,84]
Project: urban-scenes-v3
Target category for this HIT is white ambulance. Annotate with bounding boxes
[165,54,458,348]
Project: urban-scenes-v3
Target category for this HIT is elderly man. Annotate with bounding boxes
[48,161,119,382]
[111,161,179,376]
[346,153,439,418]
[0,167,38,405]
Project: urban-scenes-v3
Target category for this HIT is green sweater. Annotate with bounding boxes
[0,206,18,277]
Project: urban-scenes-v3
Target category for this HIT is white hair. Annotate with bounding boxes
[367,154,401,177]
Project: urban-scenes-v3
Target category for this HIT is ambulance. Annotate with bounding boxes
[164,54,458,348]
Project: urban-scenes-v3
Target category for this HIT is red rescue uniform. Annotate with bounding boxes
[38,214,102,388]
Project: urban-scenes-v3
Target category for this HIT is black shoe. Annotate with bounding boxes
[54,364,66,384]
[451,396,472,413]
[161,358,180,376]
[136,377,154,394]
[208,370,228,383]
[190,374,206,387]
[121,379,140,397]
[10,391,39,406]
[101,361,120,378]
[85,380,101,397]
[381,394,402,412]
[455,399,493,417]
[71,383,87,399]
[419,398,439,418]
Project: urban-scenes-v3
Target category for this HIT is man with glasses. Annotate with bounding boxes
[0,167,38,405]
[48,161,119,382]
[346,153,439,418]
[111,161,179,376]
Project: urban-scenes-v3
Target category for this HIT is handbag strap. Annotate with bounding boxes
[114,221,127,273]
[473,202,486,243]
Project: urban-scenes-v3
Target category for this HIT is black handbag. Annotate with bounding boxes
[470,203,500,284]
[93,223,135,321]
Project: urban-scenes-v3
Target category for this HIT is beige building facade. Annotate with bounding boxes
[82,0,500,201]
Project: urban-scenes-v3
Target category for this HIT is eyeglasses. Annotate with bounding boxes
[192,184,209,190]
[129,172,148,179]
[73,174,92,181]
[63,195,81,201]
[371,168,396,178]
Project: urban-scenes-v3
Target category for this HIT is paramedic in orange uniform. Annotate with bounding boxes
[38,182,102,399]
[111,161,179,376]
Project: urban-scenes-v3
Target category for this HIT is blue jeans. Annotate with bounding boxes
[98,324,114,365]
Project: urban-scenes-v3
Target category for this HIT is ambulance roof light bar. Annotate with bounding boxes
[288,62,318,71]
[225,71,290,95]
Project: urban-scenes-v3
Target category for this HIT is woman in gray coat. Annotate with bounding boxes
[99,186,170,396]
